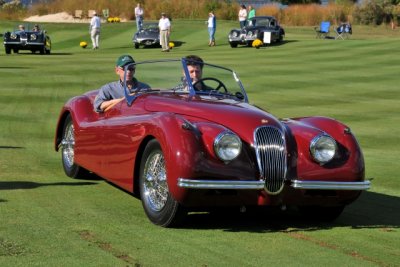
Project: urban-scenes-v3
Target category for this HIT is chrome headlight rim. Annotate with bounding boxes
[310,134,337,164]
[10,33,17,39]
[30,33,37,40]
[214,131,242,162]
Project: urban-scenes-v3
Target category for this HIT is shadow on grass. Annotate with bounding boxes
[0,181,98,190]
[2,52,73,56]
[179,191,400,232]
[231,39,297,49]
[0,146,24,149]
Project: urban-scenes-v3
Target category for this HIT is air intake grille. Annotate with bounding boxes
[254,126,287,194]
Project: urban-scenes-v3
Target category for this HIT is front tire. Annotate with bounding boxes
[298,205,345,222]
[139,139,186,227]
[61,114,91,179]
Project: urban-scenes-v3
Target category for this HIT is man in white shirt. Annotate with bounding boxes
[89,11,101,49]
[134,3,144,32]
[158,13,171,52]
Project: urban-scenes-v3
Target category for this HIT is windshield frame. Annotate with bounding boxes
[122,58,249,106]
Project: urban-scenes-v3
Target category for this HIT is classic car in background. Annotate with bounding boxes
[132,22,160,49]
[228,16,285,48]
[55,58,370,227]
[3,24,51,54]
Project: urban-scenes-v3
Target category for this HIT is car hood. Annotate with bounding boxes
[143,94,284,140]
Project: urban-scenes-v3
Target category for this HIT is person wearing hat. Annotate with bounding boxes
[89,11,101,49]
[32,24,40,32]
[158,12,171,52]
[93,55,150,112]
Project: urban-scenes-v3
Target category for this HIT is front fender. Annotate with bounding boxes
[284,116,365,182]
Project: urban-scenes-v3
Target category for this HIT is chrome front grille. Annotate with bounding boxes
[254,126,287,194]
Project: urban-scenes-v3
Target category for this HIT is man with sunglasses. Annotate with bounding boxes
[94,55,150,112]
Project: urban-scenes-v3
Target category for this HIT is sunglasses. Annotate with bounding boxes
[120,66,136,71]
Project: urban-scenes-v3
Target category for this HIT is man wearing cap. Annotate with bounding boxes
[89,11,101,49]
[93,55,150,112]
[158,12,171,52]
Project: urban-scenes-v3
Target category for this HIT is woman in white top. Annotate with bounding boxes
[134,3,144,31]
[207,11,216,46]
[238,5,247,28]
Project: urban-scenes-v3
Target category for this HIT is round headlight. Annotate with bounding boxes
[310,134,337,164]
[214,132,242,162]
[30,34,37,40]
[10,33,17,39]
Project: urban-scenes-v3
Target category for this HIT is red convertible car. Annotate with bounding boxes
[55,58,370,227]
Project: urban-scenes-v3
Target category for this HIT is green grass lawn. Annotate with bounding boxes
[0,20,399,266]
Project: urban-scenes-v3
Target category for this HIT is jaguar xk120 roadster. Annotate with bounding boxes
[55,58,370,227]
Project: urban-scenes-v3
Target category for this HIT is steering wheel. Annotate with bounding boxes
[192,77,228,93]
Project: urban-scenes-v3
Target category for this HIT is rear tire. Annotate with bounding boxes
[139,139,186,227]
[40,46,45,54]
[61,114,91,179]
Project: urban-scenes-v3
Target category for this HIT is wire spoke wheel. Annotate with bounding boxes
[142,151,168,211]
[139,139,186,227]
[60,114,91,179]
[62,120,75,169]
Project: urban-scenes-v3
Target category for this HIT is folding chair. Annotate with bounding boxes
[73,10,83,21]
[88,10,96,19]
[335,23,352,40]
[102,9,109,21]
[314,21,331,39]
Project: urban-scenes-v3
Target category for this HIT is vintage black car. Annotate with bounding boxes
[228,16,285,48]
[3,24,51,54]
[132,22,160,49]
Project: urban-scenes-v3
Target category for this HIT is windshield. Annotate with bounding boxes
[246,18,273,27]
[141,23,158,31]
[122,59,248,106]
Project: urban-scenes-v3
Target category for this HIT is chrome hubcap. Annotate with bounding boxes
[143,151,168,211]
[62,122,75,168]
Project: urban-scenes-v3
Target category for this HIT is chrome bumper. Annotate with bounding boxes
[291,180,371,190]
[178,178,265,190]
[177,178,370,191]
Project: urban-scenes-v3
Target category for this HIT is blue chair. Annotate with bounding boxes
[314,21,331,39]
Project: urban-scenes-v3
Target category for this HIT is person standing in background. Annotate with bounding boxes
[158,12,171,52]
[248,5,256,19]
[238,5,247,28]
[207,11,216,46]
[134,3,144,32]
[89,11,101,49]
